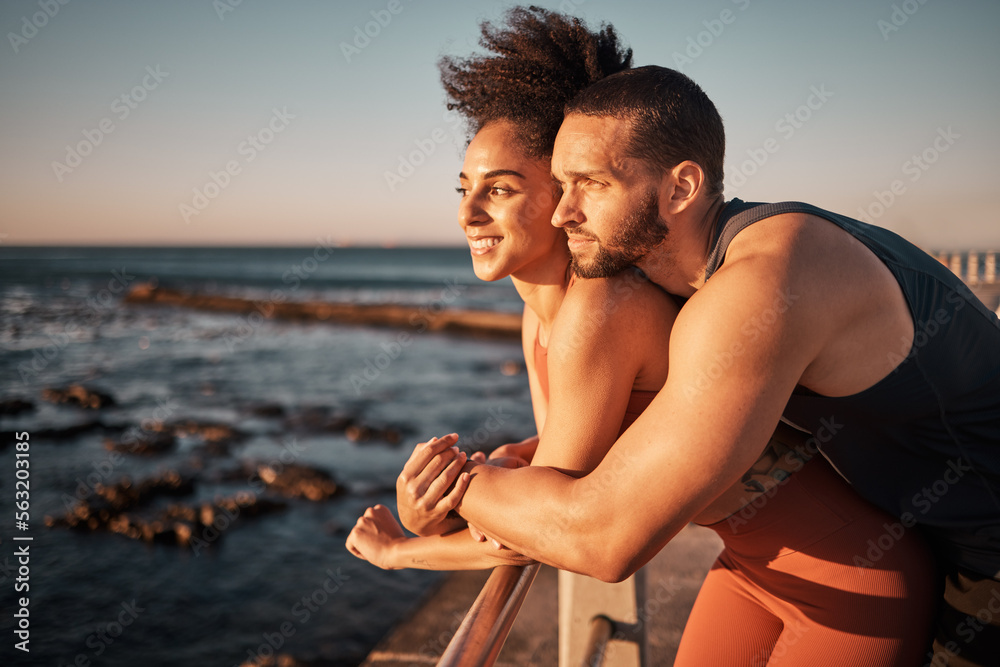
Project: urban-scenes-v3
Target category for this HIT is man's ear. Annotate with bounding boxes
[662,160,706,215]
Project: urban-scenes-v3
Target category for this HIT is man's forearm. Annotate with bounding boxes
[455,462,617,576]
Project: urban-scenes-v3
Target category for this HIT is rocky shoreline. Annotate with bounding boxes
[123,283,523,340]
[3,384,406,550]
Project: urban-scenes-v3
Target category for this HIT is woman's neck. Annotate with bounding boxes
[510,252,572,336]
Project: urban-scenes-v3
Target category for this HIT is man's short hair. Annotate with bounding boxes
[565,66,726,197]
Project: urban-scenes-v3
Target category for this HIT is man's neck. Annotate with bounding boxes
[639,196,726,297]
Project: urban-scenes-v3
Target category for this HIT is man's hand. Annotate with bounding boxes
[346,504,406,570]
[396,434,471,536]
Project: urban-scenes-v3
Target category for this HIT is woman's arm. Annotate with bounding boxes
[347,505,533,571]
[531,274,677,473]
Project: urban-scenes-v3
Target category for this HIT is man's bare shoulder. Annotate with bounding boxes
[693,210,913,395]
[718,211,881,286]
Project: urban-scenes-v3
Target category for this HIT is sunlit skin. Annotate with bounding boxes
[550,113,721,293]
[348,124,832,572]
[455,121,570,326]
[346,118,687,570]
[396,112,918,582]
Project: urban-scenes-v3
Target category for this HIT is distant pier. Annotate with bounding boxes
[933,250,1000,312]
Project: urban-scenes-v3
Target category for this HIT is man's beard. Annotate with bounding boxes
[570,189,669,279]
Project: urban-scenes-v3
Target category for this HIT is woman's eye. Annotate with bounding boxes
[455,187,468,197]
[490,186,512,196]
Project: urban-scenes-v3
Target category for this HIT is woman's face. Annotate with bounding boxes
[457,121,564,282]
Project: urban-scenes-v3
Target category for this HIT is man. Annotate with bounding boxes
[399,66,1000,665]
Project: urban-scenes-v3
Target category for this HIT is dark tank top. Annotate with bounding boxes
[705,198,1000,576]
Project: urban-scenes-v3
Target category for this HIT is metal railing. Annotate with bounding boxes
[436,562,541,667]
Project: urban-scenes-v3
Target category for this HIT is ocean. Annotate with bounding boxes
[0,246,535,666]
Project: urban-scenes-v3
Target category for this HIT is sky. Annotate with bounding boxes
[1,0,998,249]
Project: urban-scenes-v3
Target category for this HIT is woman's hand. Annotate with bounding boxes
[346,504,407,570]
[396,434,471,536]
[481,435,538,467]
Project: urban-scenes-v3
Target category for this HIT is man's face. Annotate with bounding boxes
[551,114,669,279]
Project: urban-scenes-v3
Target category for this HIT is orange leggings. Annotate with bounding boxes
[675,456,937,666]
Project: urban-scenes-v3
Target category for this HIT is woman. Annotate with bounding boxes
[347,7,935,664]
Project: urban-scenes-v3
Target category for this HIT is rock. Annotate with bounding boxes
[41,384,116,409]
[247,403,286,418]
[93,470,195,512]
[238,654,305,667]
[256,462,343,501]
[47,475,288,547]
[171,420,247,446]
[0,397,34,416]
[284,406,356,434]
[104,431,176,456]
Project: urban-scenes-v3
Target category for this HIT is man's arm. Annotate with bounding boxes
[455,249,828,581]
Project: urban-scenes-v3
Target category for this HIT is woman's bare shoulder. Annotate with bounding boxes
[550,269,680,354]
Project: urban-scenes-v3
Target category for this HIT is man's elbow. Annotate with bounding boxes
[563,535,640,583]
[589,553,639,584]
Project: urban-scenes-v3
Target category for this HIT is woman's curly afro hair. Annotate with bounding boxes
[439,6,632,160]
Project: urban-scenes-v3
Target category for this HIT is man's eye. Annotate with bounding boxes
[455,187,468,197]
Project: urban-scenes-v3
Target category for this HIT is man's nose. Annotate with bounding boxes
[551,190,581,228]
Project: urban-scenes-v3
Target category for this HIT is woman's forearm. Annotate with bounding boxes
[385,529,535,571]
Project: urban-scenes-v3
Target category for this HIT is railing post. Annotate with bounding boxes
[559,568,647,667]
[950,252,963,281]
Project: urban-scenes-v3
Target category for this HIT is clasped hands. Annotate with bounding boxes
[395,433,531,544]
[347,433,531,566]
